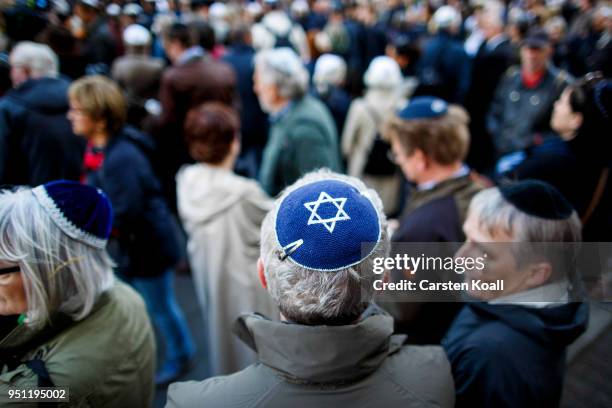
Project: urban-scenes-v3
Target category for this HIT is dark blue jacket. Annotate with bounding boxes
[0,77,84,186]
[443,301,588,408]
[312,85,352,139]
[222,45,269,150]
[415,31,471,104]
[86,126,179,277]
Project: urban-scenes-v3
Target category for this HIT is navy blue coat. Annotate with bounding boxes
[312,85,352,139]
[86,127,179,277]
[443,302,588,408]
[222,44,269,151]
[0,77,84,186]
[415,31,471,104]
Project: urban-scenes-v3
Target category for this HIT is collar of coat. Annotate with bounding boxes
[232,304,407,385]
[0,289,112,353]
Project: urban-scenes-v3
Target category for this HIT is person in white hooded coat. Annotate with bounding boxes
[176,102,277,376]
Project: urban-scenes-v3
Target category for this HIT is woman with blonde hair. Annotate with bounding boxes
[67,75,195,385]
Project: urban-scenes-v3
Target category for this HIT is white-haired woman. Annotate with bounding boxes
[342,56,405,216]
[0,181,155,406]
[312,54,352,139]
[254,47,342,196]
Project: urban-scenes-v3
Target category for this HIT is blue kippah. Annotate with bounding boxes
[32,180,113,248]
[397,96,448,120]
[499,180,574,220]
[275,179,381,271]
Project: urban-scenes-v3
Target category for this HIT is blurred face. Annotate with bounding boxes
[520,46,551,74]
[456,212,548,301]
[551,89,583,140]
[253,66,282,113]
[390,136,426,184]
[74,3,95,23]
[162,38,185,65]
[67,98,99,139]
[0,262,28,316]
[9,65,29,88]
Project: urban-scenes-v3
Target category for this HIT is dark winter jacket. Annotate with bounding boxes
[507,134,612,241]
[465,36,517,172]
[386,173,482,344]
[82,17,118,70]
[415,31,471,104]
[0,77,84,186]
[85,126,179,277]
[222,44,269,150]
[313,85,352,140]
[487,65,571,156]
[443,302,588,408]
[393,173,482,243]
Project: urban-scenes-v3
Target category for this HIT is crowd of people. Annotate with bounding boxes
[0,0,611,406]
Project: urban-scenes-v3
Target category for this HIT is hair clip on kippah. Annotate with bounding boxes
[278,239,304,261]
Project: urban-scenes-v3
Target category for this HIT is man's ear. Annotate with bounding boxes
[258,258,267,289]
[525,262,552,289]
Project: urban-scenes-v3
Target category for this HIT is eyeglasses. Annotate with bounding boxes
[0,266,20,275]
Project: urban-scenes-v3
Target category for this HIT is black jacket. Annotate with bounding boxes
[465,37,517,172]
[443,302,588,408]
[86,127,179,277]
[0,77,84,186]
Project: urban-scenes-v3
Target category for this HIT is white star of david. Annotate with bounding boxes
[303,191,351,233]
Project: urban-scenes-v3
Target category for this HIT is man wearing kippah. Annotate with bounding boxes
[382,96,483,344]
[443,180,588,408]
[166,170,454,407]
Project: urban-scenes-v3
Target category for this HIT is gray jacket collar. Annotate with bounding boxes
[233,305,406,385]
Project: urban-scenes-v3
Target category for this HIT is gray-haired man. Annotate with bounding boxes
[166,170,454,407]
[0,42,83,186]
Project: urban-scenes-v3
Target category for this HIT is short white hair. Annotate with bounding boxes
[431,5,462,33]
[313,54,346,93]
[9,41,59,79]
[255,47,309,100]
[0,188,114,328]
[467,187,582,280]
[123,24,151,47]
[482,1,506,29]
[363,56,403,89]
[260,170,390,325]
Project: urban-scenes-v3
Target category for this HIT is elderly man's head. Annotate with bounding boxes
[457,180,581,301]
[0,181,114,327]
[479,1,506,40]
[9,42,59,88]
[253,47,309,114]
[258,170,389,325]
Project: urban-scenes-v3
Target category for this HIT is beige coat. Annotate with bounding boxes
[341,90,405,215]
[176,164,278,376]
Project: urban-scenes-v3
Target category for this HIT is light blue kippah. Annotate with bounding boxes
[275,179,381,271]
